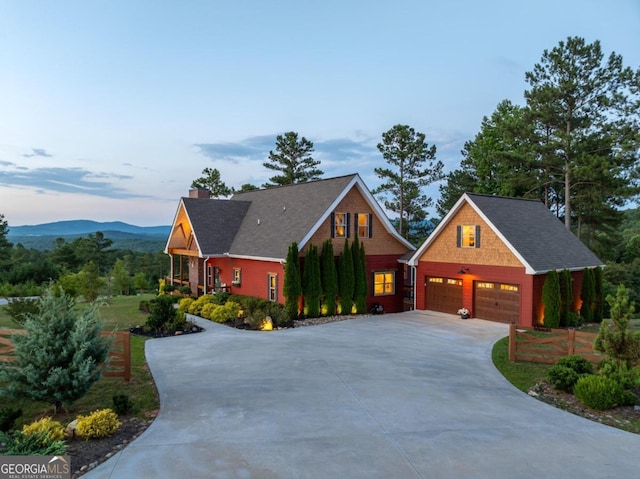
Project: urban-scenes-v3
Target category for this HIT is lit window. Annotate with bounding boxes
[461,225,476,247]
[267,274,278,302]
[374,271,395,296]
[233,268,241,285]
[334,213,346,238]
[447,279,462,286]
[476,282,494,289]
[500,284,519,292]
[428,277,443,283]
[357,213,369,238]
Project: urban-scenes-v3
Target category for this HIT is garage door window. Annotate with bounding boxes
[374,271,395,296]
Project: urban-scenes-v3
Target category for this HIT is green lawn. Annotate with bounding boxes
[492,336,552,391]
[0,294,159,426]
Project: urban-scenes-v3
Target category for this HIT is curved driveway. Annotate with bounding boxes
[86,311,640,478]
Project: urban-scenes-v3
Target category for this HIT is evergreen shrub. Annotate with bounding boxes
[76,408,121,439]
[573,375,623,410]
[22,417,64,442]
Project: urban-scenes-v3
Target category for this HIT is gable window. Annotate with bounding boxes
[267,273,278,302]
[355,213,373,238]
[457,225,481,248]
[232,268,241,286]
[373,271,395,296]
[332,212,348,238]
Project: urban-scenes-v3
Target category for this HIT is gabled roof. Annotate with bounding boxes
[408,192,604,274]
[167,174,414,261]
[165,198,250,256]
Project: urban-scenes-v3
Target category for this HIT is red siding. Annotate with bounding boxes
[367,255,406,314]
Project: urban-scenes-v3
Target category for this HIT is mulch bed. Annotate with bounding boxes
[67,413,157,478]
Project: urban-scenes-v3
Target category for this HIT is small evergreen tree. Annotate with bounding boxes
[594,284,640,370]
[302,244,321,318]
[580,268,596,323]
[283,243,302,321]
[593,266,604,322]
[80,261,104,303]
[0,288,111,413]
[542,270,561,328]
[320,240,338,316]
[559,269,573,327]
[338,240,354,314]
[352,236,367,314]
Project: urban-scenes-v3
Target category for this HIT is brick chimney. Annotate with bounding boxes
[189,188,210,199]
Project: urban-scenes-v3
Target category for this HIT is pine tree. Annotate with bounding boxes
[338,240,354,314]
[302,244,322,318]
[352,236,367,314]
[263,132,323,187]
[559,269,573,327]
[283,243,302,322]
[580,268,596,323]
[1,287,111,413]
[542,270,561,328]
[320,240,338,316]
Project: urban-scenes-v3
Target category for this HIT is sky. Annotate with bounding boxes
[0,1,638,227]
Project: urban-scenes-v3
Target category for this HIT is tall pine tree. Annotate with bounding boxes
[263,132,323,187]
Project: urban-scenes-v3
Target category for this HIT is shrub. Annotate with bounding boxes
[188,295,215,316]
[573,375,624,410]
[0,407,22,432]
[200,302,218,320]
[4,297,40,325]
[542,270,561,328]
[146,295,177,333]
[547,366,579,392]
[598,360,640,391]
[112,394,134,416]
[0,430,66,455]
[162,283,176,294]
[208,302,241,323]
[22,417,64,442]
[138,300,152,314]
[178,285,192,296]
[211,291,229,305]
[76,408,121,439]
[556,355,594,375]
[178,297,195,313]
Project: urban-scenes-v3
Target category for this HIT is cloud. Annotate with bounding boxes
[0,166,148,199]
[22,148,53,158]
[195,135,276,164]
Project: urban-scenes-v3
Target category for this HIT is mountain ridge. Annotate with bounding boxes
[7,220,170,237]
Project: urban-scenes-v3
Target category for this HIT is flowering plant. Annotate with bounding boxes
[457,308,470,316]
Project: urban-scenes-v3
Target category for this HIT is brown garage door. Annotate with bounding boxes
[425,277,462,314]
[474,281,520,323]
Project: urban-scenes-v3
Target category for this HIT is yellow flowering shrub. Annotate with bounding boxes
[76,409,121,439]
[22,417,64,442]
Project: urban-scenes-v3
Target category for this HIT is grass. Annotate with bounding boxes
[0,294,159,427]
[492,336,552,392]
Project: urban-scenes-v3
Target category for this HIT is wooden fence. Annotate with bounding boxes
[0,329,130,381]
[508,323,602,364]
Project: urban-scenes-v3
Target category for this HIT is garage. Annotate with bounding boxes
[425,277,462,314]
[474,281,520,323]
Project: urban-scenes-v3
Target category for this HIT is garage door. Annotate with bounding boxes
[474,281,520,323]
[425,277,462,314]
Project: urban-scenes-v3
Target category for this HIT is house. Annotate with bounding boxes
[407,193,604,326]
[164,174,416,313]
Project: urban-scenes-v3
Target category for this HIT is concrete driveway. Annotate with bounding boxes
[85,311,640,479]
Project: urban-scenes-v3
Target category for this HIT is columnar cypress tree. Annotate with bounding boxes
[352,236,367,314]
[338,239,354,314]
[283,242,302,321]
[303,244,321,318]
[593,266,604,323]
[542,270,561,328]
[559,269,573,327]
[580,268,596,323]
[1,287,111,413]
[320,240,338,316]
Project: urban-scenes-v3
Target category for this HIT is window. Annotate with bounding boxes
[334,212,347,238]
[500,284,519,292]
[374,271,396,296]
[267,273,278,302]
[356,213,372,238]
[476,282,494,289]
[457,225,481,248]
[232,268,241,285]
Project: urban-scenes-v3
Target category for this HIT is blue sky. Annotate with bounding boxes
[0,0,638,226]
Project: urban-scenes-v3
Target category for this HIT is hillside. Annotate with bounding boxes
[7,220,171,252]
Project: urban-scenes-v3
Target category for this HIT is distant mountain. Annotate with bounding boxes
[8,220,170,237]
[6,220,171,252]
